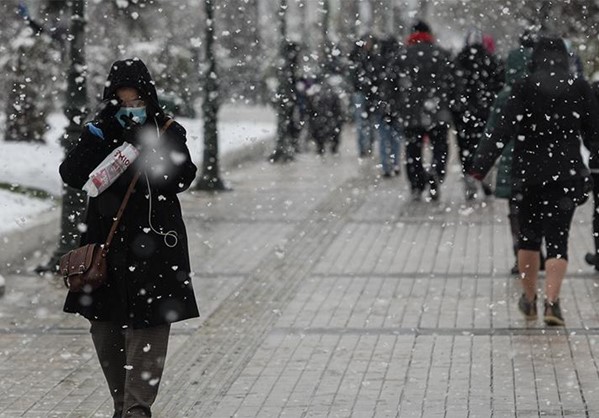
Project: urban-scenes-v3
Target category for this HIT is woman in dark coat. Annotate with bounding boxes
[471,38,599,326]
[60,58,199,417]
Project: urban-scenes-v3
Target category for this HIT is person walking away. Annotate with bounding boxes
[452,27,503,201]
[59,58,199,417]
[348,34,378,157]
[305,75,344,155]
[470,38,599,326]
[479,29,547,275]
[399,20,454,201]
[584,78,599,271]
[372,36,403,177]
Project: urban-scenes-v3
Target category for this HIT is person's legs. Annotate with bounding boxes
[375,112,392,175]
[390,119,402,173]
[122,324,171,417]
[353,92,371,156]
[508,198,521,273]
[518,249,540,302]
[544,259,568,302]
[405,128,426,195]
[90,321,126,417]
[428,124,449,183]
[589,173,599,268]
[539,182,577,325]
[517,185,543,310]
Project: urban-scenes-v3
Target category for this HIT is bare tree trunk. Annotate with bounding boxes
[37,0,88,273]
[195,0,227,191]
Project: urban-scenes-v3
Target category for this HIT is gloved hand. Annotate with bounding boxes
[97,99,120,123]
[120,114,143,149]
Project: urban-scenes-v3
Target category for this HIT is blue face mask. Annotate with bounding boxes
[115,106,147,127]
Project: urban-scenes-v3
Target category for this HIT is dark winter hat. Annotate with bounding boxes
[531,37,568,72]
[412,20,431,34]
[103,58,164,119]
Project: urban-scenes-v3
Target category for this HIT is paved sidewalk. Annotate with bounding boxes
[1,133,599,417]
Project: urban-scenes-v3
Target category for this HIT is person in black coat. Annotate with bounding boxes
[584,80,599,271]
[305,75,344,154]
[399,21,454,201]
[348,34,378,157]
[471,38,599,326]
[452,27,503,200]
[59,58,199,417]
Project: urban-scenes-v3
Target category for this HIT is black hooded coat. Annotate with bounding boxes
[471,38,599,190]
[59,58,200,328]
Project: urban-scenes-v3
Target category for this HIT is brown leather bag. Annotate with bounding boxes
[59,118,175,293]
[60,171,141,292]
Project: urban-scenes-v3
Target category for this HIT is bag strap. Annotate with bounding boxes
[103,118,174,250]
[104,170,141,250]
[161,117,175,134]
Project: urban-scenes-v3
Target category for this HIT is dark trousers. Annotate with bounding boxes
[405,125,449,191]
[518,181,577,260]
[453,111,485,175]
[90,321,170,418]
[592,173,599,256]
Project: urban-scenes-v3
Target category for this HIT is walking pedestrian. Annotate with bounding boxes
[348,34,378,157]
[399,20,454,201]
[471,38,599,326]
[372,36,403,178]
[479,29,546,275]
[584,78,599,271]
[305,75,344,155]
[59,58,200,417]
[452,27,503,200]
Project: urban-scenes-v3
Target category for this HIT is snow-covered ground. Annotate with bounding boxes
[0,105,276,237]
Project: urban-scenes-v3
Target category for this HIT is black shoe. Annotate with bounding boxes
[428,174,439,201]
[518,294,538,320]
[544,299,565,326]
[382,171,392,178]
[393,165,401,176]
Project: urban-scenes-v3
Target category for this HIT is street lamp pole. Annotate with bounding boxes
[195,0,227,191]
[37,0,87,273]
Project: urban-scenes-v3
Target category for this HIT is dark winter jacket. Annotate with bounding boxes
[472,38,599,190]
[59,58,199,329]
[398,31,454,129]
[348,37,379,107]
[452,43,503,120]
[373,37,404,118]
[482,46,532,199]
[590,81,599,172]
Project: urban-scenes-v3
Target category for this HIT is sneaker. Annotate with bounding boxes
[544,299,565,326]
[428,174,440,201]
[518,294,538,320]
[393,165,401,176]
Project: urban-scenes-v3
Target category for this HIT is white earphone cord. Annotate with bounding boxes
[143,121,178,248]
